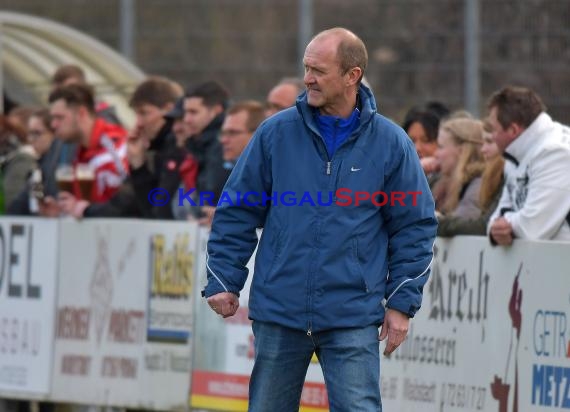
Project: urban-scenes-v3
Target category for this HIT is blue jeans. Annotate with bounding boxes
[249,321,381,412]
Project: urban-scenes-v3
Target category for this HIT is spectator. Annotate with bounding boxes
[437,119,506,236]
[172,81,230,220]
[7,106,46,160]
[7,109,64,216]
[125,76,183,219]
[198,100,265,226]
[487,86,570,243]
[219,100,265,165]
[0,115,36,211]
[168,97,191,149]
[265,77,305,117]
[7,106,37,139]
[432,117,485,219]
[49,84,128,214]
[131,95,197,220]
[402,101,449,187]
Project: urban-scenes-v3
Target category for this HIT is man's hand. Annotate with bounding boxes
[38,196,61,217]
[490,217,514,246]
[197,206,216,227]
[57,192,89,218]
[420,156,440,174]
[379,308,410,356]
[206,292,239,318]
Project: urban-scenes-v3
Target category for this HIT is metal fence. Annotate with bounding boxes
[2,0,569,124]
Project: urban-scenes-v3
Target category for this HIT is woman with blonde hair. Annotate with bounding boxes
[432,117,485,218]
[437,119,506,236]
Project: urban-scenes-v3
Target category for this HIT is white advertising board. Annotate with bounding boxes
[381,237,570,412]
[51,219,198,410]
[0,218,58,398]
[191,234,570,412]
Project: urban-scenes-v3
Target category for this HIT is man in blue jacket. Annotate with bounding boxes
[203,27,437,411]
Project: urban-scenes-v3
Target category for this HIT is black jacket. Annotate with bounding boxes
[184,114,230,203]
[7,139,68,215]
[128,120,179,219]
[83,178,143,218]
[131,115,230,220]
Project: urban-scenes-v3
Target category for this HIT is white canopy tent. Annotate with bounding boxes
[0,11,145,127]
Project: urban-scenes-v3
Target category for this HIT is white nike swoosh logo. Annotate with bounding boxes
[350,167,361,172]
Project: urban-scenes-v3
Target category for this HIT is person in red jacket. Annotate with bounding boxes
[49,84,128,209]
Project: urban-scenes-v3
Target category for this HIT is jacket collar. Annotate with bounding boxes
[149,119,173,152]
[296,83,377,138]
[504,112,553,164]
[190,113,225,148]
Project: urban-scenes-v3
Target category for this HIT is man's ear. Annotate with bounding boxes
[509,122,524,139]
[211,104,224,116]
[346,67,363,87]
[161,102,174,114]
[77,105,90,120]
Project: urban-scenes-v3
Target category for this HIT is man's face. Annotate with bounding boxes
[184,97,219,136]
[50,99,82,142]
[265,84,301,117]
[219,111,253,162]
[133,103,168,141]
[303,35,350,116]
[488,106,516,153]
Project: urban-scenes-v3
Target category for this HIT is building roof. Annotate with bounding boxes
[0,11,145,127]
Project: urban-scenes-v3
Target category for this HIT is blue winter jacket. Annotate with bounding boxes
[204,84,437,334]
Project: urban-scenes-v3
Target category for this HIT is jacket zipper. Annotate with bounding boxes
[325,119,340,176]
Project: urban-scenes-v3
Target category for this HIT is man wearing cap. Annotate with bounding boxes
[171,81,232,221]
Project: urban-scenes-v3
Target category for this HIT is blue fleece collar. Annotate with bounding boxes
[315,107,360,159]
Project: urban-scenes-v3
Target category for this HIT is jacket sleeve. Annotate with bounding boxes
[6,189,31,216]
[451,177,482,219]
[438,187,501,237]
[83,181,142,218]
[486,176,512,245]
[129,163,158,218]
[381,134,438,318]
[203,126,272,297]
[3,153,36,208]
[437,215,486,237]
[504,147,570,240]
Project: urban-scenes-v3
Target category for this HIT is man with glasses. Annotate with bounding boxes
[219,100,265,166]
[196,100,266,226]
[264,77,305,118]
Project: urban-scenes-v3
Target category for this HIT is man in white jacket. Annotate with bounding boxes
[487,86,570,244]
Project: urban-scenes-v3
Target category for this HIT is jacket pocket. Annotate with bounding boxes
[351,237,369,293]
